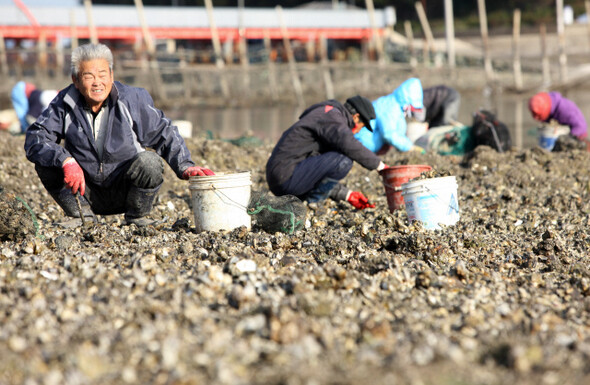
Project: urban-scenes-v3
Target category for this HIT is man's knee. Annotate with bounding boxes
[126,151,164,189]
[331,155,353,179]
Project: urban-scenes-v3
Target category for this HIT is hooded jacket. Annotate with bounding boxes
[354,77,424,152]
[24,81,194,187]
[266,100,381,193]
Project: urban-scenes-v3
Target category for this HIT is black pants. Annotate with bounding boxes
[36,151,164,216]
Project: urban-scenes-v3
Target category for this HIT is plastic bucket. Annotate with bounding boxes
[538,125,569,151]
[406,121,429,143]
[379,165,432,212]
[188,171,252,232]
[173,120,193,138]
[401,176,460,230]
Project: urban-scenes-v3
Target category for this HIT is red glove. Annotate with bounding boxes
[63,159,85,196]
[347,191,375,210]
[182,166,215,179]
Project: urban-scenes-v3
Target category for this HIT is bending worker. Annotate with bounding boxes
[528,91,588,140]
[266,96,388,210]
[355,77,426,155]
[24,43,214,227]
[10,81,58,134]
[422,85,461,128]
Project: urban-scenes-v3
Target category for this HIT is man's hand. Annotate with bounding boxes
[347,191,375,210]
[63,158,85,196]
[182,166,215,179]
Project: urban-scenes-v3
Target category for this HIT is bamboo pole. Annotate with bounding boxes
[56,33,64,77]
[37,30,48,81]
[70,9,78,51]
[134,0,155,54]
[512,9,523,90]
[415,2,435,65]
[319,34,334,100]
[477,0,494,82]
[204,0,229,99]
[276,5,304,108]
[365,0,385,65]
[556,0,568,83]
[404,21,417,68]
[134,0,165,102]
[540,24,551,87]
[263,29,278,102]
[0,33,7,77]
[83,0,98,44]
[237,0,250,94]
[444,0,455,68]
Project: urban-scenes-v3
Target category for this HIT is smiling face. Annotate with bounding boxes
[72,59,113,113]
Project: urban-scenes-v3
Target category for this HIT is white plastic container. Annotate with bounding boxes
[401,176,460,230]
[406,121,429,143]
[173,120,193,138]
[189,172,252,232]
[538,125,569,151]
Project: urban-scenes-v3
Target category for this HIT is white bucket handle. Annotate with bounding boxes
[210,184,250,211]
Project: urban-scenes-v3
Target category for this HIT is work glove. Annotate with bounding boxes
[182,166,215,179]
[347,191,375,210]
[63,158,85,196]
[377,162,390,172]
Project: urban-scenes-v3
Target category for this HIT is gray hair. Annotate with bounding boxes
[70,43,114,78]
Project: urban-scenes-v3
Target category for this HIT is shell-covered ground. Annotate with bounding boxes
[1,130,590,385]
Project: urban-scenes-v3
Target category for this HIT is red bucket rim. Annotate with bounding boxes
[379,164,432,176]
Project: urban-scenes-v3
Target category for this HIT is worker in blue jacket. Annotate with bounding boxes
[24,43,214,227]
[355,77,426,154]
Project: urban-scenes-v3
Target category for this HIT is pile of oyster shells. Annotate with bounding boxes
[1,132,589,385]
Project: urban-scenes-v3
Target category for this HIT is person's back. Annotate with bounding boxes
[422,85,460,127]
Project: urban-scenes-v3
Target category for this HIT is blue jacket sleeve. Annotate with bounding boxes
[131,88,195,178]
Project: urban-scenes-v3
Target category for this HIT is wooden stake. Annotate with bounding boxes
[404,21,417,68]
[512,9,523,90]
[556,0,568,83]
[444,0,456,68]
[204,0,229,99]
[365,0,385,65]
[70,9,78,50]
[83,0,98,44]
[415,2,435,65]
[263,29,278,102]
[540,24,551,87]
[320,34,334,100]
[0,33,7,76]
[477,0,494,82]
[276,5,304,108]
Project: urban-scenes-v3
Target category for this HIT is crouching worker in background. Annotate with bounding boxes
[24,43,214,227]
[266,95,388,210]
[529,91,588,151]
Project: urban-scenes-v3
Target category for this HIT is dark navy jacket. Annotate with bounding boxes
[266,100,381,192]
[24,81,194,187]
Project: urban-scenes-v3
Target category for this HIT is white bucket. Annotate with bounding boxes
[406,121,429,143]
[401,176,460,230]
[538,125,569,151]
[189,172,252,232]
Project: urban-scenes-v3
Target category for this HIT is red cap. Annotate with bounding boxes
[529,92,551,121]
[24,83,36,98]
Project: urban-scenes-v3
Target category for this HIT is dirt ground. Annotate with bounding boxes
[1,126,590,385]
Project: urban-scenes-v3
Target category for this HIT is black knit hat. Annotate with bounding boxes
[346,95,376,132]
